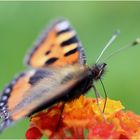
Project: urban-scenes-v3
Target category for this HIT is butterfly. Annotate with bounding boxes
[0,19,106,131]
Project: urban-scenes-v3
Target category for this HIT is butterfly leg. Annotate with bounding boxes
[99,79,108,113]
[93,86,102,98]
[92,85,106,122]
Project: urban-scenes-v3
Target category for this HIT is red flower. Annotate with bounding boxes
[26,96,140,139]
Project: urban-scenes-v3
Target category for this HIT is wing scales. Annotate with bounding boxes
[9,65,88,121]
[25,19,86,68]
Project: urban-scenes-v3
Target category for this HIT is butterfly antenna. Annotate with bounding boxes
[96,30,120,64]
[102,38,140,62]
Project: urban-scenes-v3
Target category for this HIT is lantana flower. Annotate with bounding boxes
[26,96,140,139]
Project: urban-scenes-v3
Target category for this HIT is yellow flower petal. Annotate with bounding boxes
[92,98,124,119]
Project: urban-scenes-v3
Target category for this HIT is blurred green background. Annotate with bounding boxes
[0,1,140,139]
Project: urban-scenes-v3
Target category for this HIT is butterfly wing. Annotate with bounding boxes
[0,70,36,130]
[0,65,88,131]
[0,69,53,130]
[25,19,86,68]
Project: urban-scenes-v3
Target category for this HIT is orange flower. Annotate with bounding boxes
[26,96,140,139]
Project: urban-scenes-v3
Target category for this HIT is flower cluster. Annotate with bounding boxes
[26,96,140,139]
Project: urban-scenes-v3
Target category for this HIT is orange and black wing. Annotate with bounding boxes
[25,19,86,68]
[0,65,88,131]
[0,70,37,130]
[0,69,54,130]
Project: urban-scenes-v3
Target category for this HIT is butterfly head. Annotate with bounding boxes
[91,63,107,81]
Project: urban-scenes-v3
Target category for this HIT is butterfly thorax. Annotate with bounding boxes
[91,63,107,81]
[63,67,93,100]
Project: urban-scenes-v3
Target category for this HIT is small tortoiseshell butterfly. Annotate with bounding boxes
[1,18,138,131]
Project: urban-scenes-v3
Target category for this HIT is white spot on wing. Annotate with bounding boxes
[56,21,70,31]
[29,70,36,76]
[1,106,6,110]
[2,96,7,101]
[5,88,11,94]
[0,102,4,107]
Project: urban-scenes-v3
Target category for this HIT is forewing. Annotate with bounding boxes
[0,69,49,130]
[0,70,35,117]
[25,19,86,68]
